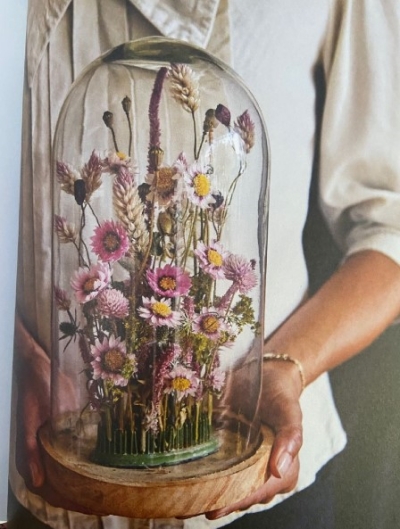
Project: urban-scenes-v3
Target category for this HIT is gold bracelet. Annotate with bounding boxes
[263,352,306,392]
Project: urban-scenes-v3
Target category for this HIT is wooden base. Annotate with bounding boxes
[39,423,274,519]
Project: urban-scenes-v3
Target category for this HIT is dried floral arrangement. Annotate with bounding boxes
[54,63,259,467]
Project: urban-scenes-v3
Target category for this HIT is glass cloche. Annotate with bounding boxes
[43,37,271,518]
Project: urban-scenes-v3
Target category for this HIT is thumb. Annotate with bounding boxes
[23,391,46,489]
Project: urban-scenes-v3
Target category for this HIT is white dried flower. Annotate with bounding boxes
[168,63,200,113]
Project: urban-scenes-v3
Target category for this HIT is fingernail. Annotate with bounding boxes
[277,451,292,478]
[30,462,41,488]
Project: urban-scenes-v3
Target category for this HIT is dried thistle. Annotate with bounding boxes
[113,169,150,253]
[168,63,200,113]
[234,110,255,153]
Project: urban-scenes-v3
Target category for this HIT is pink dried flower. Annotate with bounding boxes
[54,286,71,311]
[184,162,215,209]
[90,335,133,387]
[138,296,181,328]
[91,220,130,262]
[148,67,168,172]
[195,240,228,279]
[182,296,195,319]
[208,367,226,393]
[234,110,255,153]
[164,365,199,402]
[97,289,129,319]
[81,150,104,198]
[54,215,77,244]
[223,254,257,294]
[71,262,111,303]
[104,151,134,175]
[193,307,227,340]
[56,161,79,195]
[147,264,191,298]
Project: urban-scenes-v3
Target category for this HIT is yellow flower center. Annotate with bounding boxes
[156,167,176,195]
[104,348,125,373]
[116,151,127,160]
[207,249,223,267]
[152,301,172,318]
[103,232,120,252]
[201,315,220,334]
[83,277,97,293]
[172,377,191,392]
[193,173,210,197]
[159,276,177,291]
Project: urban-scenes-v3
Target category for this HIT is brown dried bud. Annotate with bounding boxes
[122,96,132,114]
[74,179,86,206]
[215,104,231,127]
[102,111,114,129]
[149,146,164,171]
[157,211,174,236]
[203,109,219,134]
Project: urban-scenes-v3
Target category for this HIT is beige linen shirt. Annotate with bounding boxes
[12,0,400,527]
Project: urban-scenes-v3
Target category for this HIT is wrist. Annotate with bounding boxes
[262,352,305,398]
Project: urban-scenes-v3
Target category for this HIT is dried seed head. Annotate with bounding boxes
[122,96,132,114]
[102,111,114,129]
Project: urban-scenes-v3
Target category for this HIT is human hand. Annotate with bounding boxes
[14,315,85,511]
[206,358,303,519]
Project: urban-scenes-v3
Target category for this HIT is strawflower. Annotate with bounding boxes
[138,296,181,328]
[90,335,134,387]
[147,264,191,298]
[91,220,130,262]
[195,240,227,279]
[184,162,215,209]
[193,307,227,340]
[71,262,111,303]
[164,365,199,401]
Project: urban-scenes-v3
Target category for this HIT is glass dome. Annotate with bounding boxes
[49,37,269,510]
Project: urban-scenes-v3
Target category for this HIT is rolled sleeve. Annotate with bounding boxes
[320,0,400,265]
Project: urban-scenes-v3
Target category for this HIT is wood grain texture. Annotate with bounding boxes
[39,424,273,518]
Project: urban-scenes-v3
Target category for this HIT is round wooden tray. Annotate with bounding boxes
[39,423,274,518]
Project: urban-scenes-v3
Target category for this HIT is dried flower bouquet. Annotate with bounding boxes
[54,63,259,467]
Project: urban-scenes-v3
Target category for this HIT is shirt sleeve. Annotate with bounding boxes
[319,0,400,265]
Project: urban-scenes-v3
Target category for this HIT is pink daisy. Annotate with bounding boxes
[193,307,227,340]
[222,254,257,294]
[138,296,181,328]
[184,162,215,209]
[146,264,191,298]
[90,335,135,387]
[164,365,199,402]
[195,240,228,279]
[97,289,129,319]
[91,219,130,262]
[71,262,110,303]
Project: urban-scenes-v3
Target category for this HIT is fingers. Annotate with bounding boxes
[268,422,303,479]
[206,457,300,520]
